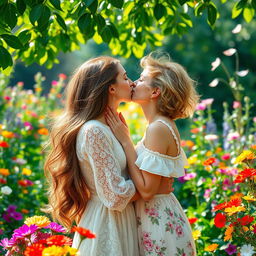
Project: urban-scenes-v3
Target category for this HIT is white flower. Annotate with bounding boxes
[240,244,255,256]
[209,78,219,87]
[223,48,237,56]
[211,58,221,71]
[236,70,249,77]
[205,134,218,141]
[232,24,242,34]
[230,81,237,88]
[1,186,12,195]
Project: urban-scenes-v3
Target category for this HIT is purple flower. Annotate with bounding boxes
[44,222,66,233]
[7,205,17,213]
[12,212,23,221]
[225,244,237,255]
[2,213,11,223]
[12,224,38,240]
[0,229,3,235]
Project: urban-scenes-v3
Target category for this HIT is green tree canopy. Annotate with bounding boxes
[0,0,256,73]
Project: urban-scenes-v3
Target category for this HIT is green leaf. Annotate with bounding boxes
[16,0,26,15]
[0,45,13,69]
[88,0,98,13]
[178,0,187,5]
[232,2,243,18]
[243,6,255,22]
[29,4,43,25]
[195,3,206,16]
[207,3,217,26]
[4,3,17,29]
[154,3,166,20]
[252,0,256,9]
[236,0,248,10]
[49,0,62,11]
[18,30,31,44]
[0,0,8,7]
[95,14,106,33]
[109,0,124,9]
[1,34,23,49]
[37,5,51,28]
[78,13,92,33]
[83,0,95,7]
[109,22,119,38]
[100,25,112,43]
[55,13,67,31]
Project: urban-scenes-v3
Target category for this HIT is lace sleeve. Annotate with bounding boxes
[84,126,136,212]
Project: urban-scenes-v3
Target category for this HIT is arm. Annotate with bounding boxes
[105,108,172,201]
[85,125,136,211]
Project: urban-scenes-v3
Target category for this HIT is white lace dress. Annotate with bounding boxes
[72,120,139,256]
[135,120,196,256]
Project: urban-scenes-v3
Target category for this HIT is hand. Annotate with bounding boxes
[156,177,174,195]
[105,107,132,146]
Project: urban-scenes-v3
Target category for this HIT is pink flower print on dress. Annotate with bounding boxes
[148,208,159,218]
[175,225,184,238]
[143,238,154,252]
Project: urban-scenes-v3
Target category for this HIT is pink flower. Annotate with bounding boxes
[205,134,218,141]
[17,82,24,87]
[223,48,236,56]
[211,58,221,71]
[196,103,206,111]
[24,121,33,130]
[4,96,11,101]
[253,117,256,123]
[202,98,214,105]
[204,188,212,199]
[44,222,66,233]
[175,225,184,237]
[183,173,196,180]
[21,104,27,110]
[232,24,242,34]
[233,101,241,108]
[51,80,58,86]
[59,73,67,80]
[148,208,159,218]
[227,132,240,141]
[209,78,219,87]
[221,153,230,160]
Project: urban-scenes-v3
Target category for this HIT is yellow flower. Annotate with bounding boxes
[235,150,255,164]
[188,156,198,165]
[243,195,256,202]
[42,246,64,256]
[216,147,222,153]
[22,168,32,176]
[0,168,10,176]
[205,243,218,252]
[35,88,42,92]
[224,226,234,241]
[62,246,78,255]
[38,128,49,135]
[192,230,201,240]
[186,140,194,148]
[1,131,15,138]
[25,215,50,227]
[224,206,246,216]
[206,151,212,157]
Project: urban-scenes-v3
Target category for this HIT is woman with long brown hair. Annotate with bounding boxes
[44,56,172,255]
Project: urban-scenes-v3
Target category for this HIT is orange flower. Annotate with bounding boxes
[38,128,49,135]
[190,128,200,134]
[21,209,29,214]
[251,145,256,150]
[24,243,45,256]
[46,235,72,246]
[214,202,228,212]
[205,243,218,252]
[203,157,216,166]
[0,168,10,176]
[2,131,15,138]
[72,226,96,239]
[224,226,233,241]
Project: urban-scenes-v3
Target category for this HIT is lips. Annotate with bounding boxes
[131,89,135,98]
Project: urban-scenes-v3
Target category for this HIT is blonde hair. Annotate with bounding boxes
[43,56,119,229]
[140,53,199,119]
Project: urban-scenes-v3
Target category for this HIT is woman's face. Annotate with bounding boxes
[112,63,134,102]
[132,68,154,103]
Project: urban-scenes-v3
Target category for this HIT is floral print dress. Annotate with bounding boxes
[135,120,196,256]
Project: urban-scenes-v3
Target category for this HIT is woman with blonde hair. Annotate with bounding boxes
[44,56,172,255]
[106,53,199,256]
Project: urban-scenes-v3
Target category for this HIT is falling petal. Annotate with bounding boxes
[236,70,249,77]
[211,58,221,71]
[209,79,219,87]
[223,48,237,56]
[232,24,242,34]
[229,81,236,88]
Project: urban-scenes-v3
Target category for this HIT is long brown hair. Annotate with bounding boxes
[44,56,119,229]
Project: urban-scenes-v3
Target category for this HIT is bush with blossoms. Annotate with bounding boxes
[0,215,96,256]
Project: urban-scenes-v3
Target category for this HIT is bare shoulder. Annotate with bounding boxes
[144,121,170,154]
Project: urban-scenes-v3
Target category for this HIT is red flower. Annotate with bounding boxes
[252,224,256,234]
[221,153,230,160]
[24,243,45,256]
[240,168,256,178]
[214,202,228,212]
[0,141,9,148]
[188,218,198,225]
[58,73,67,80]
[214,213,226,228]
[0,178,7,184]
[203,157,216,166]
[238,215,254,226]
[18,179,34,187]
[190,128,200,134]
[226,198,242,208]
[72,226,96,239]
[234,175,246,183]
[46,235,72,246]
